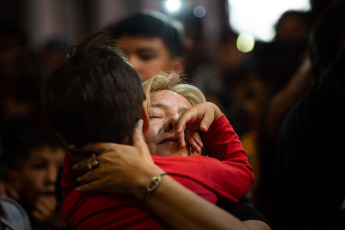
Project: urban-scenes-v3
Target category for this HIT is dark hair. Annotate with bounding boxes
[3,130,64,170]
[107,10,185,58]
[274,10,312,41]
[308,2,345,79]
[42,32,145,148]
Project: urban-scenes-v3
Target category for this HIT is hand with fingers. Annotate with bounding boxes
[72,120,164,199]
[176,102,222,153]
[32,196,64,229]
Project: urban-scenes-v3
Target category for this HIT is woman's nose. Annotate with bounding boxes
[164,114,179,132]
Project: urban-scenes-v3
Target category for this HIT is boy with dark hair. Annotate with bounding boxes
[0,109,31,230]
[106,10,185,81]
[42,33,145,148]
[4,129,65,230]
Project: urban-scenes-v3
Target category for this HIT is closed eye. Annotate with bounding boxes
[139,54,155,61]
[149,115,163,119]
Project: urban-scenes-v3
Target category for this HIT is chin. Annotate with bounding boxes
[169,150,189,157]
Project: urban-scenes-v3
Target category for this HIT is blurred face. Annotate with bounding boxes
[144,90,194,156]
[14,147,64,208]
[115,36,176,81]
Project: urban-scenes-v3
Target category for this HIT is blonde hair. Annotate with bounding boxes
[142,72,206,108]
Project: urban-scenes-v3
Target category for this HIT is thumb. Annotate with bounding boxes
[133,120,152,161]
[133,119,144,147]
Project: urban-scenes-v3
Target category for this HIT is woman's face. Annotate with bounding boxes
[144,90,195,156]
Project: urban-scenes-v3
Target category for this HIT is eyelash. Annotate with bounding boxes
[149,115,163,119]
[140,55,155,61]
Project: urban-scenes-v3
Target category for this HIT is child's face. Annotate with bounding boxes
[14,147,64,207]
[144,90,199,156]
[115,36,178,81]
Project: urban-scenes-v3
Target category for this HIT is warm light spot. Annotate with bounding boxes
[236,33,255,53]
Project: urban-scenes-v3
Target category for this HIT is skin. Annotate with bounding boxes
[115,36,183,81]
[8,147,64,229]
[144,90,200,156]
[73,102,269,230]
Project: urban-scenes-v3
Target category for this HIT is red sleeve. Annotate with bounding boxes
[203,114,254,202]
[61,152,78,200]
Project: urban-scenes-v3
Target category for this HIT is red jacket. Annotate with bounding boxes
[61,114,254,229]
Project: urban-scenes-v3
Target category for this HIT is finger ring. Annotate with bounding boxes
[87,153,99,170]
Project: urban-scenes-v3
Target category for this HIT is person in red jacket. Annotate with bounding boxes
[42,32,266,230]
[63,73,254,229]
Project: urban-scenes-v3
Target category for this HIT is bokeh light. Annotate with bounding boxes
[236,33,255,53]
[228,0,310,41]
[165,0,182,13]
[193,6,206,18]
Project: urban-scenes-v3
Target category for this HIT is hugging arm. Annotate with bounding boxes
[176,102,254,201]
[74,125,269,230]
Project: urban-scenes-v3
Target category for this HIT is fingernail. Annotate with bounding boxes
[76,177,82,183]
[136,119,143,130]
[72,164,77,170]
[76,187,81,192]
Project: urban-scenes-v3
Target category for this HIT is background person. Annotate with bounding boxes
[3,129,65,230]
[106,10,185,81]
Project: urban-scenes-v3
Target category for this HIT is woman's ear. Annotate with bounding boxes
[141,101,150,133]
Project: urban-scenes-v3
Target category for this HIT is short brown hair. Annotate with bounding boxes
[42,32,145,148]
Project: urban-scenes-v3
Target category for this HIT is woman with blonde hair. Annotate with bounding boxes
[71,72,269,229]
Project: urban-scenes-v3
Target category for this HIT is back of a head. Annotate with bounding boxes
[107,10,185,58]
[42,32,145,148]
[308,1,345,79]
[274,10,313,42]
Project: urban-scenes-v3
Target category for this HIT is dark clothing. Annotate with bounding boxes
[0,196,31,230]
[219,202,270,226]
[271,50,345,229]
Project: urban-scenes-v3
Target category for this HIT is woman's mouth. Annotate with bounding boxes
[159,136,178,144]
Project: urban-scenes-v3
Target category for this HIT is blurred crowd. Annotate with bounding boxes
[1,0,344,229]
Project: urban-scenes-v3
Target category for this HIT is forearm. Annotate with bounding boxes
[129,160,263,230]
[203,115,254,200]
[137,173,252,230]
[265,56,312,140]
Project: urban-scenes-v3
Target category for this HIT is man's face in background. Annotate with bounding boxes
[116,35,184,81]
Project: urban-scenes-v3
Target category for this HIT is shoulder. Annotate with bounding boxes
[0,196,31,230]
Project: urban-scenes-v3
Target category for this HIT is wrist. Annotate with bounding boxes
[212,103,222,119]
[130,165,165,200]
[142,173,168,203]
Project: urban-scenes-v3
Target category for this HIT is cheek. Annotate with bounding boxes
[144,123,161,150]
[144,128,157,147]
[142,63,162,80]
[22,170,45,189]
[19,170,44,202]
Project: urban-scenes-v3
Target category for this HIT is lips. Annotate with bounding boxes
[159,136,178,144]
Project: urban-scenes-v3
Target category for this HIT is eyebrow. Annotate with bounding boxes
[136,47,157,53]
[149,103,188,113]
